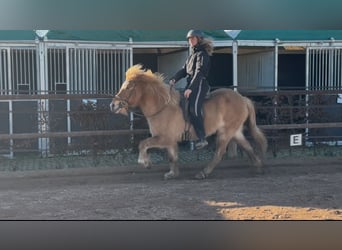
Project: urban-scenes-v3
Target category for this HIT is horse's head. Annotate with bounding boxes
[110,79,141,116]
[110,64,176,117]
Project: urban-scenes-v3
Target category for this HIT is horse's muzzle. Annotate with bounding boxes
[110,101,120,113]
[110,100,129,115]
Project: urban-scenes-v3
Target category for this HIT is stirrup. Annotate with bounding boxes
[195,139,208,149]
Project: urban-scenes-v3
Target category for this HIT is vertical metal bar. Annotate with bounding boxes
[319,48,322,90]
[317,49,321,90]
[77,49,80,93]
[65,47,70,94]
[19,49,23,86]
[305,47,310,91]
[53,48,56,92]
[232,40,238,91]
[80,49,83,93]
[22,49,26,86]
[108,50,111,94]
[336,49,342,89]
[324,49,328,89]
[72,48,76,93]
[8,100,13,158]
[64,46,71,145]
[106,50,110,94]
[63,48,66,83]
[89,49,92,93]
[312,49,315,90]
[81,49,85,93]
[99,50,102,94]
[91,49,95,93]
[313,49,316,90]
[128,42,134,144]
[0,50,3,92]
[38,40,49,155]
[274,43,278,91]
[68,48,72,93]
[320,48,324,90]
[14,50,18,92]
[305,47,310,145]
[114,50,117,92]
[92,49,96,95]
[332,49,335,89]
[58,48,61,84]
[27,49,31,92]
[84,49,88,93]
[8,48,12,94]
[89,49,93,93]
[112,49,115,93]
[32,48,36,93]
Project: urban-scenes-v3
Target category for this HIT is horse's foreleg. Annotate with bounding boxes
[164,144,179,180]
[137,136,159,168]
[196,132,231,179]
[138,136,180,178]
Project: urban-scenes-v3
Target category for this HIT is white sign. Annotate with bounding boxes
[290,134,302,146]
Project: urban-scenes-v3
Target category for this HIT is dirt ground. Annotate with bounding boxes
[0,156,342,220]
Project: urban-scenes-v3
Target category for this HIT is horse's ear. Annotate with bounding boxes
[145,69,154,77]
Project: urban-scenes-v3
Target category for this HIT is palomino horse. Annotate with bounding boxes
[110,65,267,179]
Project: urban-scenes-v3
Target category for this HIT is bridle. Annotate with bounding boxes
[112,81,137,114]
[113,83,173,118]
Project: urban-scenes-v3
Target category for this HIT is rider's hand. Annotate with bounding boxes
[184,89,192,99]
[169,79,176,86]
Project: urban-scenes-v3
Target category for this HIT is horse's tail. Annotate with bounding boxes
[245,97,268,156]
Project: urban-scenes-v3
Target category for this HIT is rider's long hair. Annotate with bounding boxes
[199,37,214,56]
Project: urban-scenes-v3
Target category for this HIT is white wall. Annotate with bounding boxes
[238,51,275,90]
[158,50,188,89]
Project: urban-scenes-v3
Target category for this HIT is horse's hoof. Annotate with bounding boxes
[164,171,178,180]
[249,167,264,176]
[138,157,151,168]
[255,168,265,175]
[195,171,207,180]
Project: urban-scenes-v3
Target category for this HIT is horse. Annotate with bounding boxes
[110,64,268,180]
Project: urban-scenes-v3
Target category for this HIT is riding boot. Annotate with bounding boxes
[195,138,208,149]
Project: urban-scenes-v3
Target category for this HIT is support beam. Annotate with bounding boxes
[232,40,238,91]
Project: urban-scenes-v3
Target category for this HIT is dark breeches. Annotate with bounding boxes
[188,80,209,139]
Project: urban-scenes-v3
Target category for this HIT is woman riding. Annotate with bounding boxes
[169,29,213,149]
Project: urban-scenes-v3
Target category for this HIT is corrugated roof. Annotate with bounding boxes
[0,30,36,40]
[235,30,342,41]
[0,30,231,42]
[46,30,231,42]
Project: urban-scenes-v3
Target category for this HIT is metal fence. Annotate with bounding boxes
[0,90,342,159]
[308,47,342,90]
[0,42,133,158]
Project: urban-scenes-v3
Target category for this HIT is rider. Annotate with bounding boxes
[169,29,213,149]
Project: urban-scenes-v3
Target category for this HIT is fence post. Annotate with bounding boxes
[37,40,49,156]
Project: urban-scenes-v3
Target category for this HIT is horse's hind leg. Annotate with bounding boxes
[234,131,264,174]
[195,131,232,179]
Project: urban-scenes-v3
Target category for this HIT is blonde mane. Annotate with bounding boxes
[125,64,179,106]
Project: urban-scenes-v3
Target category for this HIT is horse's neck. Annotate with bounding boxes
[140,93,166,117]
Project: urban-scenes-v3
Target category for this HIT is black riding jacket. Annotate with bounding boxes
[171,44,210,91]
